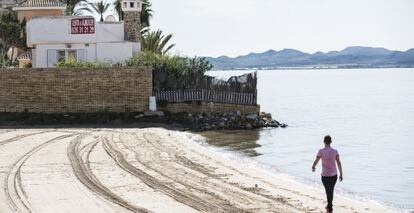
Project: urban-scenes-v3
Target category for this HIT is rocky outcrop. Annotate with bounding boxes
[189,111,287,131]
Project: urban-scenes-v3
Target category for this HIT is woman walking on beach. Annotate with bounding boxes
[312,135,343,213]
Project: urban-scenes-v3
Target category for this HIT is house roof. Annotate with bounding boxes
[14,0,65,9]
[17,51,32,61]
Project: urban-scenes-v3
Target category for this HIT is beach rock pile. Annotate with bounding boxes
[189,111,288,131]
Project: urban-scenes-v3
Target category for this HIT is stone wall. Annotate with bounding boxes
[123,11,141,43]
[0,67,152,113]
[159,102,260,115]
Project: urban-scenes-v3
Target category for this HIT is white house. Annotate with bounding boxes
[22,0,142,68]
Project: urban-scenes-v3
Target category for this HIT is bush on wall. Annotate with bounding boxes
[56,56,112,68]
[126,51,212,90]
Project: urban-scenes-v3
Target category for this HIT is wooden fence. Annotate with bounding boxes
[155,89,257,106]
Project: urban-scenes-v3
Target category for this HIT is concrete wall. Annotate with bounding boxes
[27,16,125,46]
[96,22,125,43]
[27,16,140,68]
[34,42,137,68]
[0,67,152,113]
[34,43,97,68]
[96,42,132,63]
[159,102,260,115]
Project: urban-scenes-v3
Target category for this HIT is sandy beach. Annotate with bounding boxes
[0,128,391,213]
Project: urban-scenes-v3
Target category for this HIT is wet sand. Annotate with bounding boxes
[0,128,391,212]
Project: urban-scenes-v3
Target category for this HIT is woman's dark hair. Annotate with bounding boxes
[324,135,332,144]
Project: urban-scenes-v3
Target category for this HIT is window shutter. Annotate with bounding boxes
[47,50,57,67]
[76,50,86,61]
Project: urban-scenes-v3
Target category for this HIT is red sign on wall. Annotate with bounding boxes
[71,18,95,34]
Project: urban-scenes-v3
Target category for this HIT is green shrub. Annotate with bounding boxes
[56,57,112,68]
[126,51,212,89]
[0,45,10,68]
[126,51,185,75]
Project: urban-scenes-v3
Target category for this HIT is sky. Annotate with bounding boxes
[147,0,414,57]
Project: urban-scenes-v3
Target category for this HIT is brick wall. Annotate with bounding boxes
[159,102,260,115]
[0,67,152,113]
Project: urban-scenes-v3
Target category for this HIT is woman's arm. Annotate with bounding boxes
[336,155,343,181]
[312,156,320,172]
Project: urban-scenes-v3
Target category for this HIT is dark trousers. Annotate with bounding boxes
[321,175,337,211]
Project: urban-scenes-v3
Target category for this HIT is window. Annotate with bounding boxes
[130,2,134,8]
[48,49,86,67]
[123,2,127,8]
[57,50,66,62]
[68,50,76,59]
[56,50,78,62]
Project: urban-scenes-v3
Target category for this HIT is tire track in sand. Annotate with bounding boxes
[138,132,303,212]
[164,131,316,211]
[102,136,243,213]
[4,133,77,213]
[131,133,270,211]
[67,134,151,213]
[0,131,52,147]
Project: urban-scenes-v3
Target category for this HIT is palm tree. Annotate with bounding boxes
[88,1,111,22]
[141,29,175,55]
[114,0,122,20]
[64,0,91,16]
[114,0,152,28]
[140,0,152,28]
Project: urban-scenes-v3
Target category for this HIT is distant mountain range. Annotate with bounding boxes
[206,46,414,70]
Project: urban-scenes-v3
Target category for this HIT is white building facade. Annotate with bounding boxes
[26,16,140,68]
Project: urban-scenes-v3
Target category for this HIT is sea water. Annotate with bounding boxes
[204,68,414,210]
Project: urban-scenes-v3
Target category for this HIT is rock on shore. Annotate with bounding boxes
[189,111,288,131]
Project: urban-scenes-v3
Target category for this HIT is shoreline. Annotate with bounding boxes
[184,131,400,212]
[194,132,402,212]
[0,128,393,212]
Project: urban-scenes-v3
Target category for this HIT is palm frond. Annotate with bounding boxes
[140,0,152,27]
[88,1,111,21]
[88,2,99,13]
[72,1,92,16]
[141,29,175,55]
[162,44,175,55]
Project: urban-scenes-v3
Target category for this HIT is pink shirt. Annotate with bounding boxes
[317,146,339,177]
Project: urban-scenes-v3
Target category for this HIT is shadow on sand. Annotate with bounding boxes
[0,112,190,131]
